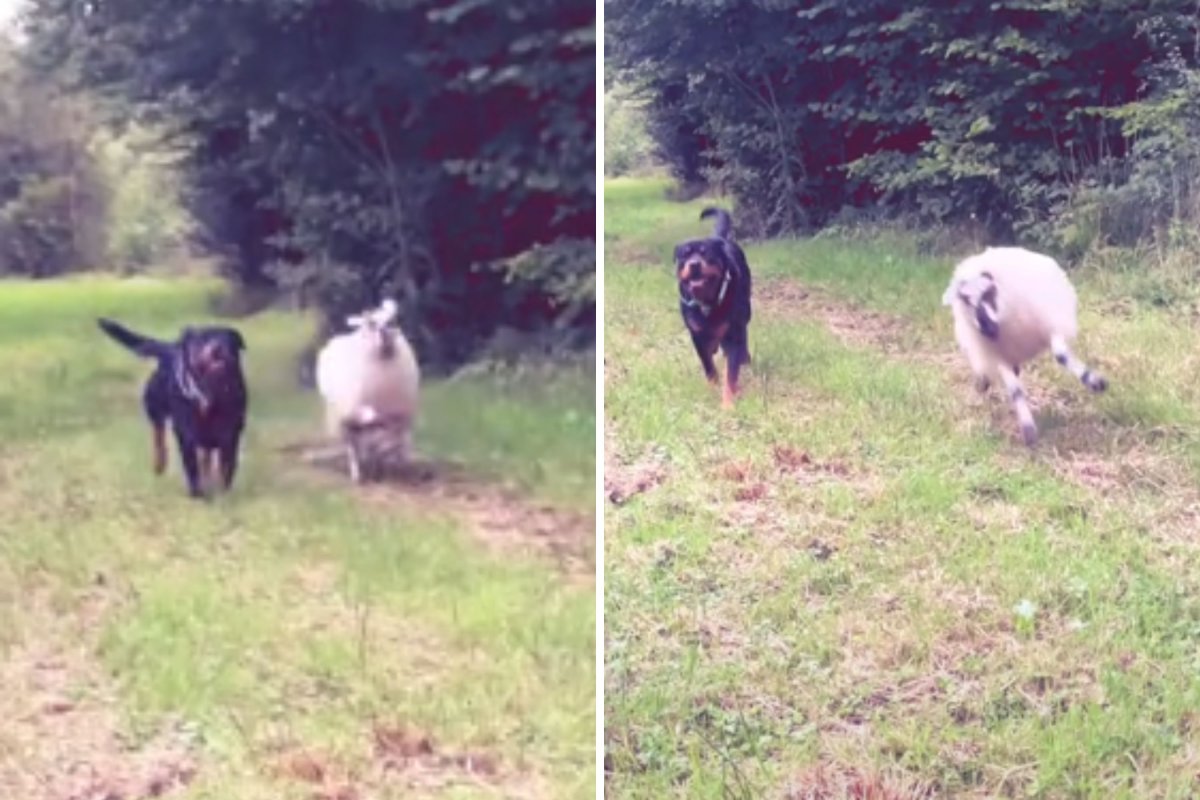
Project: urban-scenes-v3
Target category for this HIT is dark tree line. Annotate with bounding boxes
[607,0,1200,256]
[22,0,594,368]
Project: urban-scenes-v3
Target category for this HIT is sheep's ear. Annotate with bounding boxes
[975,283,1001,339]
[941,283,957,306]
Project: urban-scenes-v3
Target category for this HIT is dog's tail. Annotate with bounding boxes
[97,318,172,360]
[700,207,733,240]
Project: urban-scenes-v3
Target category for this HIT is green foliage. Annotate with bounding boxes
[22,0,595,367]
[0,47,109,277]
[604,81,657,177]
[607,0,1200,249]
[95,129,191,271]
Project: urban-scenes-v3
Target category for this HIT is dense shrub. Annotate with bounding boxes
[607,0,1200,251]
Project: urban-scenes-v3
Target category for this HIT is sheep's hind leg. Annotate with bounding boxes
[998,364,1038,447]
[1050,334,1108,393]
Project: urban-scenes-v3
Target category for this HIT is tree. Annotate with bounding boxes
[23,0,595,367]
[607,0,1200,250]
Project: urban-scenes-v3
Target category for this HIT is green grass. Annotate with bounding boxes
[0,276,595,799]
[604,176,1200,799]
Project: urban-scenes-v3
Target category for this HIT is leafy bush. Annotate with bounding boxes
[96,130,191,271]
[607,0,1200,251]
[605,83,656,177]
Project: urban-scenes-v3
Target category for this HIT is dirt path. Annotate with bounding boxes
[287,441,596,585]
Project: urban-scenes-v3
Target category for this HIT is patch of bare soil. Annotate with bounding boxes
[0,593,199,800]
[709,446,880,546]
[285,441,595,583]
[781,762,934,800]
[604,427,667,506]
[267,723,542,799]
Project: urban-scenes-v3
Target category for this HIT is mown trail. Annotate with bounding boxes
[605,177,1200,799]
[0,278,596,800]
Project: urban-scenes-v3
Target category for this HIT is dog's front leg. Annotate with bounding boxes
[720,327,749,409]
[175,433,205,498]
[217,434,242,490]
[151,423,168,475]
[689,332,719,385]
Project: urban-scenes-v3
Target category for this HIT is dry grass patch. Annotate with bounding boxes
[0,592,199,800]
[266,722,541,800]
[781,762,935,800]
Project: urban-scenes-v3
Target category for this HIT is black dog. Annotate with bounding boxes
[98,318,248,498]
[674,207,752,407]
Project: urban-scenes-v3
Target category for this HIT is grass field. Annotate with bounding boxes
[604,177,1200,799]
[0,276,596,799]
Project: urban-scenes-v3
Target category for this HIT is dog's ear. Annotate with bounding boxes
[673,244,686,264]
[226,329,247,351]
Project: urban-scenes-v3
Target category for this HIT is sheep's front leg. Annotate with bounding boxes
[395,418,414,463]
[345,434,364,483]
[998,364,1038,447]
[1050,334,1108,393]
[955,318,994,393]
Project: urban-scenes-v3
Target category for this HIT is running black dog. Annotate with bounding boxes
[98,318,248,498]
[674,207,753,407]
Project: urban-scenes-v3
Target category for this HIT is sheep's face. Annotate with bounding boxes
[366,323,397,360]
[674,239,728,307]
[948,271,1001,339]
[346,299,401,360]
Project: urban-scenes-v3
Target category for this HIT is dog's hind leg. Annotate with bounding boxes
[143,377,170,475]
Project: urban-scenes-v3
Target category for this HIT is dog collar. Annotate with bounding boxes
[682,270,731,315]
[174,357,210,410]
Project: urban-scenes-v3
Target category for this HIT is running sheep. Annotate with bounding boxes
[315,298,421,482]
[942,246,1108,447]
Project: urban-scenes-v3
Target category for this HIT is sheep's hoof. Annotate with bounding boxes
[1021,424,1038,448]
[1086,372,1108,393]
[974,376,991,393]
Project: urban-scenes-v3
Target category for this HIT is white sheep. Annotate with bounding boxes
[315,298,421,482]
[942,246,1108,446]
